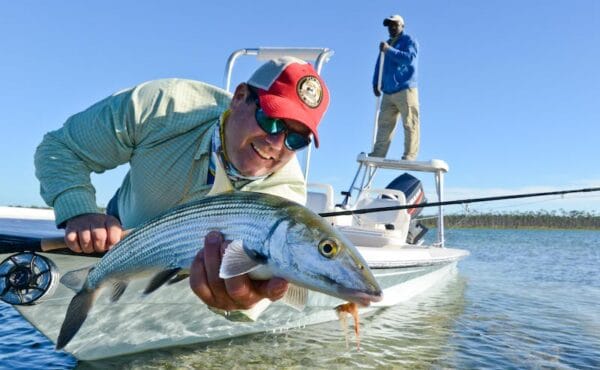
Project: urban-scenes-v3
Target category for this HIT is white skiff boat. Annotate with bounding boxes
[0,48,468,361]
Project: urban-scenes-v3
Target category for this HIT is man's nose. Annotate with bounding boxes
[264,131,286,149]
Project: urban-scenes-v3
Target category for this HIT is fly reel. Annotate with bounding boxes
[0,252,59,305]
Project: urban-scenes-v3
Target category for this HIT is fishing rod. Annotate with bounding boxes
[1,187,598,255]
[318,187,600,218]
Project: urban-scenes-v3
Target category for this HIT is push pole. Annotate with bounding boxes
[371,51,385,150]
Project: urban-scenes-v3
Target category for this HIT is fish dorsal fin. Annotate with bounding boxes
[110,281,129,302]
[143,268,182,295]
[219,239,262,279]
[60,265,94,292]
[280,284,308,311]
[207,157,234,196]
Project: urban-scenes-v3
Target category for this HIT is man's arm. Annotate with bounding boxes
[35,79,231,253]
[35,88,137,227]
[382,37,418,64]
[35,88,138,252]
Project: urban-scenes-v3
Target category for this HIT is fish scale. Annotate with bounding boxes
[84,193,292,287]
[94,208,274,280]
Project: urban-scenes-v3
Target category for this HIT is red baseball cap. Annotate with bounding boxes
[247,57,330,147]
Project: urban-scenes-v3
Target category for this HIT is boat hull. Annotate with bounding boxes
[2,247,467,360]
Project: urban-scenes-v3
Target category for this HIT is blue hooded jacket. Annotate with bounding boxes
[373,33,419,94]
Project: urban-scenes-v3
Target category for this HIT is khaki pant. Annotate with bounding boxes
[371,87,420,159]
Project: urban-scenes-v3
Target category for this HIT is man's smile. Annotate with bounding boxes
[251,142,275,161]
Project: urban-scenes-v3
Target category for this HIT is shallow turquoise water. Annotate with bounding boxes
[1,220,598,369]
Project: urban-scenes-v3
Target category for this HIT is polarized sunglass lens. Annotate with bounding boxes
[286,132,310,150]
[256,110,285,134]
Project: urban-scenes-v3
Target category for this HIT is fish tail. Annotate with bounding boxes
[56,286,97,349]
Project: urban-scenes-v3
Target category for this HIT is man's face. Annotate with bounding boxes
[387,21,403,38]
[224,84,311,177]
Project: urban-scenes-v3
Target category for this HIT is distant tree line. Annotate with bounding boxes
[421,210,600,230]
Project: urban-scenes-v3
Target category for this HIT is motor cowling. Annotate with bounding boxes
[385,173,429,245]
[0,252,59,305]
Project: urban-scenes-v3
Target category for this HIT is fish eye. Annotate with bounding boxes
[318,239,339,258]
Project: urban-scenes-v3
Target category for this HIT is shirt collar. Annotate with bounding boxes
[210,110,268,183]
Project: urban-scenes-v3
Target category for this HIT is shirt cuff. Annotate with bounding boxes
[52,188,100,227]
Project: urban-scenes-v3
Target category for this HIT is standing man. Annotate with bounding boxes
[34,56,329,313]
[370,14,420,160]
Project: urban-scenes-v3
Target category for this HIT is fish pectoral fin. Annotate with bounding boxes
[60,265,94,292]
[280,284,308,311]
[143,268,182,295]
[56,287,97,350]
[110,281,129,302]
[219,239,262,279]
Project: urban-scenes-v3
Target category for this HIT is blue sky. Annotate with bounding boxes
[1,1,599,214]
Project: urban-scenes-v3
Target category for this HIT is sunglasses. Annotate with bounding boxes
[254,106,312,151]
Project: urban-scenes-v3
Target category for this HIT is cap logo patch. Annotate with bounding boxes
[297,76,323,108]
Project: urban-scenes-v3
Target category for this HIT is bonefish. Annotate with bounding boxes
[56,191,382,349]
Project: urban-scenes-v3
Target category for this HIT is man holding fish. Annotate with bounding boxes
[35,57,330,315]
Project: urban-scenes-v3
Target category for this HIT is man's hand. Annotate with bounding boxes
[379,41,390,52]
[64,213,123,253]
[189,231,289,311]
[373,85,381,97]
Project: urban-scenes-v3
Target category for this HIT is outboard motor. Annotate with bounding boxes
[0,252,59,305]
[385,173,429,244]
